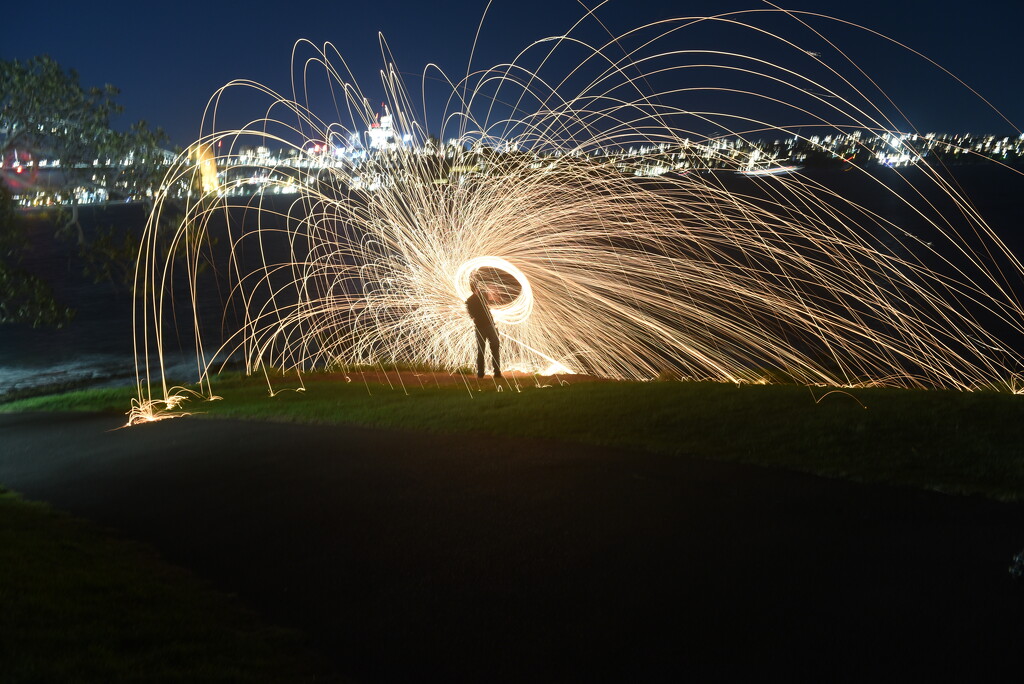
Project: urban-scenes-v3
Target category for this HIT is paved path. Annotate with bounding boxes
[1,411,1022,681]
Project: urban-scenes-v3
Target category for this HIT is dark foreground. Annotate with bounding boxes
[1,411,1022,681]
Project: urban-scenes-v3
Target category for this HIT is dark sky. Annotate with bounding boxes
[6,0,1021,147]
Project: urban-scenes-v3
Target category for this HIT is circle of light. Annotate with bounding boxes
[454,256,534,325]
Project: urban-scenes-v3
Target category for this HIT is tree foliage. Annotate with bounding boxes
[2,56,123,160]
[0,184,71,326]
[0,56,174,326]
[0,56,170,206]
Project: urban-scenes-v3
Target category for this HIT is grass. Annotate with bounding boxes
[1,374,1021,677]
[5,372,1024,500]
[0,488,338,683]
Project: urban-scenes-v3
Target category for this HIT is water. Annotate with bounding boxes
[2,164,1021,399]
[0,204,219,399]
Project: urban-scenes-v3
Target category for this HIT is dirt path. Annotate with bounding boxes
[1,411,1022,680]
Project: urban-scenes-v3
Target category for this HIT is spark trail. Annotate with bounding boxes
[129,5,1024,424]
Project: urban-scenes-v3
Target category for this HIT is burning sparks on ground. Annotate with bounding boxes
[126,389,202,425]
[129,6,1023,422]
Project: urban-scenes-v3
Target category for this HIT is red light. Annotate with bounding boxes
[14,166,23,174]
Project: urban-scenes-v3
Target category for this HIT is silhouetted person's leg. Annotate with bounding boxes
[476,329,486,377]
[489,330,501,377]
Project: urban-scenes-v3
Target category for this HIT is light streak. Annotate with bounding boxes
[738,165,802,176]
[190,143,219,194]
[128,6,1024,423]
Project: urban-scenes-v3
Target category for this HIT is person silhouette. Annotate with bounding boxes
[466,281,502,378]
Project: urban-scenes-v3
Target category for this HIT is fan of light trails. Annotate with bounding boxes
[129,5,1024,423]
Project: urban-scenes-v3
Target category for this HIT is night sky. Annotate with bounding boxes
[6,0,1022,147]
